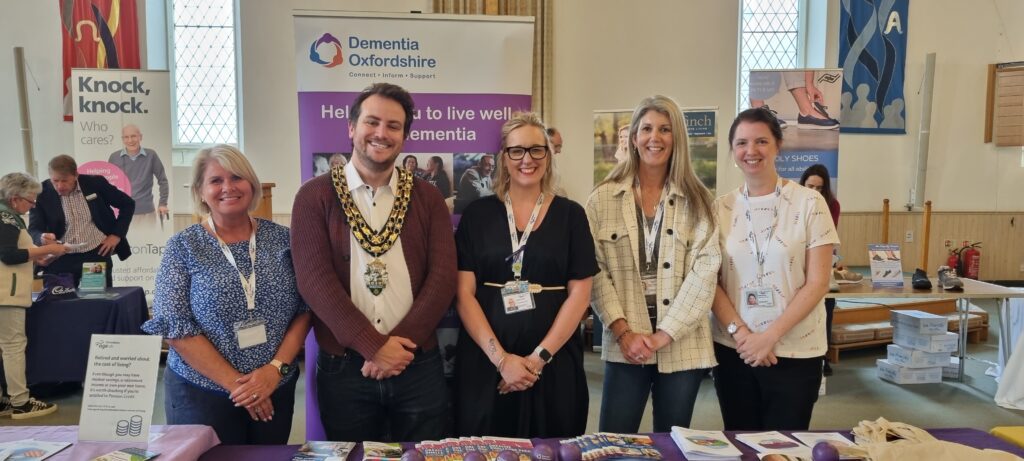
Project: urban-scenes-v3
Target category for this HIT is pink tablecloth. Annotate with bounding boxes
[0,424,219,460]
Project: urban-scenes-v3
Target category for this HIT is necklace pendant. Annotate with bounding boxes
[364,258,389,296]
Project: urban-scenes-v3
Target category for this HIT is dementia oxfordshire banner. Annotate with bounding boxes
[293,12,534,440]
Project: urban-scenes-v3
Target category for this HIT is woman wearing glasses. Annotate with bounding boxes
[586,95,721,432]
[453,112,597,437]
[710,108,838,431]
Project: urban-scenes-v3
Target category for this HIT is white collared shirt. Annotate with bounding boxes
[345,161,414,334]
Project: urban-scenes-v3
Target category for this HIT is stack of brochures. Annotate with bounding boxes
[560,433,661,460]
[669,427,741,461]
[292,441,356,461]
[0,440,71,460]
[412,437,533,461]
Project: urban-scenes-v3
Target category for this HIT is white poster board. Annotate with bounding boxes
[78,334,162,443]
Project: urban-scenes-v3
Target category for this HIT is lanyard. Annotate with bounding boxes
[208,216,258,312]
[635,178,668,270]
[504,192,544,280]
[741,179,782,286]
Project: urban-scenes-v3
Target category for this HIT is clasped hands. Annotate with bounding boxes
[362,336,417,380]
[733,327,780,367]
[617,330,672,365]
[497,353,544,395]
[228,365,279,422]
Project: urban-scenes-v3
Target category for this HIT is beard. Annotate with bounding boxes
[352,141,400,173]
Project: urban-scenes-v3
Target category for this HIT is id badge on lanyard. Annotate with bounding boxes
[502,193,543,315]
[740,180,783,333]
[209,217,267,349]
[501,280,536,314]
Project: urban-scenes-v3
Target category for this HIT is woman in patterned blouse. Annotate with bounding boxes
[709,108,838,431]
[586,95,721,433]
[143,145,310,444]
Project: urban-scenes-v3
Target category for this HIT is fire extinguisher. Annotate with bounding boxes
[961,242,982,280]
[947,248,961,275]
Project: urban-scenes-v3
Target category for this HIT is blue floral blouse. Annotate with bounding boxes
[142,219,308,393]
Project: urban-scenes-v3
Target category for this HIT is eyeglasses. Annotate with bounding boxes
[504,145,549,160]
[18,196,36,205]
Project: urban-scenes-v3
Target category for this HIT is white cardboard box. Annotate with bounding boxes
[877,359,942,384]
[893,329,959,353]
[887,344,951,368]
[891,310,947,334]
[942,356,960,379]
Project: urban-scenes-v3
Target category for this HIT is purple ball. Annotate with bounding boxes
[531,443,555,461]
[497,450,519,461]
[811,442,840,461]
[558,443,581,461]
[402,449,426,461]
[464,452,487,461]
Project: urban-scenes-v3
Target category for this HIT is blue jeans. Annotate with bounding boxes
[164,367,296,445]
[317,348,447,442]
[598,361,706,433]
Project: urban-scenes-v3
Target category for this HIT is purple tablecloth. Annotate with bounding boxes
[24,287,149,383]
[0,424,219,460]
[200,427,1024,460]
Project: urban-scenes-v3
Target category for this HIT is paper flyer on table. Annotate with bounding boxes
[78,334,162,442]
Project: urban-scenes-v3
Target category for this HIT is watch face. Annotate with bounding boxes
[539,349,552,363]
[727,323,738,335]
[279,363,291,375]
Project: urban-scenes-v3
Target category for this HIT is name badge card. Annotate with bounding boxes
[234,318,268,349]
[641,274,657,297]
[501,281,536,314]
[741,288,780,333]
[79,334,162,443]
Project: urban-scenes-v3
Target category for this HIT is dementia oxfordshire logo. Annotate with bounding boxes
[309,33,344,68]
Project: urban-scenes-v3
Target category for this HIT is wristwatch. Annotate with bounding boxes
[270,359,291,376]
[533,346,553,364]
[726,321,745,336]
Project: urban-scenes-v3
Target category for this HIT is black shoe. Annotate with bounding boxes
[823,361,833,376]
[872,253,884,262]
[911,268,932,289]
[10,397,57,420]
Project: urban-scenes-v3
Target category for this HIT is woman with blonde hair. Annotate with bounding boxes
[587,95,721,432]
[143,144,311,444]
[454,112,597,437]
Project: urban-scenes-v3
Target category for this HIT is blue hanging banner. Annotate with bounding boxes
[839,0,909,134]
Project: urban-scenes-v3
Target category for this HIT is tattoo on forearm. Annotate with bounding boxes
[488,338,498,357]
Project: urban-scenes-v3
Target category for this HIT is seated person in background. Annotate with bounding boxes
[29,154,134,287]
[143,145,310,444]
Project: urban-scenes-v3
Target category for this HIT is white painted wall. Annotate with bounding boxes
[3,0,1021,214]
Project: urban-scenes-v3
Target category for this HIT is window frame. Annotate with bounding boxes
[736,0,809,113]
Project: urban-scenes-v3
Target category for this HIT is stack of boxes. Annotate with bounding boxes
[877,310,958,384]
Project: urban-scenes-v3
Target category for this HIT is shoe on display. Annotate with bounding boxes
[882,269,892,278]
[911,268,932,289]
[0,395,11,418]
[813,101,834,119]
[833,268,864,283]
[10,397,57,420]
[872,253,884,262]
[937,265,964,291]
[797,113,840,130]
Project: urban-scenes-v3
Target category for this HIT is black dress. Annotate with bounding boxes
[454,195,598,438]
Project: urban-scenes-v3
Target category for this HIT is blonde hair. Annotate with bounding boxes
[600,95,715,225]
[492,112,555,199]
[191,144,262,215]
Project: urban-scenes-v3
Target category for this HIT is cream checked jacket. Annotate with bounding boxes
[586,180,721,373]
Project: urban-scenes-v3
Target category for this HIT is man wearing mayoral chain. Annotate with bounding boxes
[292,83,457,442]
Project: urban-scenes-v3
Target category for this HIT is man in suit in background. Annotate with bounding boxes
[108,124,169,230]
[29,155,135,286]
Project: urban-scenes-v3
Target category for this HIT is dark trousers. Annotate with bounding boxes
[164,367,297,445]
[599,361,705,433]
[824,298,835,361]
[43,247,114,287]
[317,348,447,442]
[712,343,822,431]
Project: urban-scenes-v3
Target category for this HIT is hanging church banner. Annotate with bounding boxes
[294,11,534,441]
[61,0,142,121]
[839,0,909,134]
